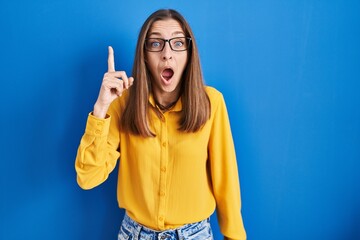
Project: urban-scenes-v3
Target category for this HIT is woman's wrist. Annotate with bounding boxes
[93,102,109,119]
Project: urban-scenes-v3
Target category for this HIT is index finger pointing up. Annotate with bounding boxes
[108,46,115,72]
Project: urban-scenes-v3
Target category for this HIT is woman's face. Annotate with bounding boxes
[145,19,188,99]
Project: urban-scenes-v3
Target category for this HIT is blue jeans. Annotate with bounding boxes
[118,214,214,240]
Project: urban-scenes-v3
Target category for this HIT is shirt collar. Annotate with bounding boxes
[149,93,183,112]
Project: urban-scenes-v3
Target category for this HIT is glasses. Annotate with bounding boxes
[145,37,192,52]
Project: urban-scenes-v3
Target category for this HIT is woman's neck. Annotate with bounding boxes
[153,89,181,111]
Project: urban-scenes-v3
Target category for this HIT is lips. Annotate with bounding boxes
[161,68,174,81]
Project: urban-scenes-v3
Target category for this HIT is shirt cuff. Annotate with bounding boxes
[85,112,111,137]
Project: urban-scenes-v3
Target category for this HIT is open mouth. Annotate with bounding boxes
[161,68,174,81]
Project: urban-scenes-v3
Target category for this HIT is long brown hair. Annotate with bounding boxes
[122,9,210,137]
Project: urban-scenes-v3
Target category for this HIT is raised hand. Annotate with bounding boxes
[93,46,134,118]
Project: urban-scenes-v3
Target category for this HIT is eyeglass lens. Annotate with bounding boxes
[145,37,190,52]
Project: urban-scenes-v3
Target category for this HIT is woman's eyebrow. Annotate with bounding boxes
[148,32,162,37]
[171,31,185,36]
[147,31,185,37]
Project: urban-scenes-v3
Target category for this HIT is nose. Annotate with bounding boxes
[161,42,172,60]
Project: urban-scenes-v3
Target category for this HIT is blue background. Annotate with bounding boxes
[1,0,359,239]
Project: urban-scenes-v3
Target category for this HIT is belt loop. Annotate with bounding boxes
[134,223,142,240]
[177,229,184,240]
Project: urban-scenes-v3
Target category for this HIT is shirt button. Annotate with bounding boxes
[162,142,166,147]
[159,216,164,221]
[95,130,101,135]
[159,191,165,196]
[161,167,166,172]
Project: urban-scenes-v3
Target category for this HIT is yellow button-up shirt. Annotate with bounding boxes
[75,86,246,240]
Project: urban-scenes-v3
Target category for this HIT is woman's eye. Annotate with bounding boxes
[151,42,161,48]
[174,41,184,47]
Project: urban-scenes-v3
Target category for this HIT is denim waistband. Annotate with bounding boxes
[119,213,212,240]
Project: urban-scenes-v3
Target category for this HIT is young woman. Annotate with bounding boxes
[75,9,246,240]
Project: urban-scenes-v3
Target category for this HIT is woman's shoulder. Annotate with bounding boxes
[205,86,224,102]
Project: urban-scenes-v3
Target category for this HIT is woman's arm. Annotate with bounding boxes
[75,106,121,189]
[208,92,246,240]
[75,46,133,189]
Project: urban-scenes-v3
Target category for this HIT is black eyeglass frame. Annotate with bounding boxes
[144,37,192,52]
